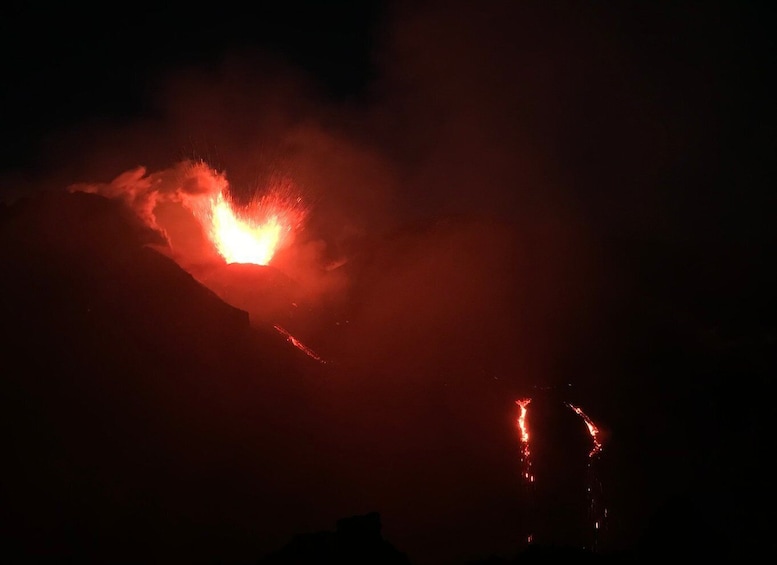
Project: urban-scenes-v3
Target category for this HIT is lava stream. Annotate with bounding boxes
[273,324,327,364]
[513,396,608,549]
[566,403,603,457]
[566,402,607,549]
[515,398,535,545]
[515,398,533,483]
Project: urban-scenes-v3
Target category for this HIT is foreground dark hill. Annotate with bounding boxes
[259,512,413,565]
[0,191,341,562]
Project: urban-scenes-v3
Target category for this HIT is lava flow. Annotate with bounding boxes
[274,324,327,364]
[515,398,534,545]
[514,396,608,549]
[566,402,607,548]
[515,398,533,483]
[566,403,603,457]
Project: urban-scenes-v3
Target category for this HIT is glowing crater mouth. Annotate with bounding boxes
[199,185,306,267]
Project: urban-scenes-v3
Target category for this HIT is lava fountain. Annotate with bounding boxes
[193,178,306,267]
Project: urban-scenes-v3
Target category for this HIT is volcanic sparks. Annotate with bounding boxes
[204,186,306,266]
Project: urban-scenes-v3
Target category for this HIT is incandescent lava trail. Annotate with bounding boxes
[273,324,327,364]
[566,403,603,457]
[515,398,535,544]
[515,398,534,485]
[566,402,607,547]
[514,395,608,549]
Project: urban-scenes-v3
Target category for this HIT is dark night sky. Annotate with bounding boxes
[2,1,776,563]
[0,1,382,169]
[1,1,774,239]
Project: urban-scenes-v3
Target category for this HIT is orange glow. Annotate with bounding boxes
[203,187,305,266]
[566,403,603,457]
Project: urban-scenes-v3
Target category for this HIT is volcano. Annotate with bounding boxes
[196,262,300,325]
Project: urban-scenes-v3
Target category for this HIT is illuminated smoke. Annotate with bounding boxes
[273,324,327,364]
[68,160,307,268]
[68,160,228,235]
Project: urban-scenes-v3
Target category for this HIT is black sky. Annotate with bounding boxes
[0,1,384,169]
[2,1,776,563]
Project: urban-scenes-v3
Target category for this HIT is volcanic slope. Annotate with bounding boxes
[0,190,344,563]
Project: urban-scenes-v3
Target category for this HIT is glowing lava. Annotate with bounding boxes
[515,398,533,483]
[514,396,608,549]
[274,324,327,364]
[566,403,603,457]
[516,398,535,545]
[566,402,607,549]
[203,186,305,266]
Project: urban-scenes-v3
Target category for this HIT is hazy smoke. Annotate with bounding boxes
[68,160,226,231]
[27,1,618,396]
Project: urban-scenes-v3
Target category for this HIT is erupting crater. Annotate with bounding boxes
[69,159,327,363]
[199,185,306,267]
